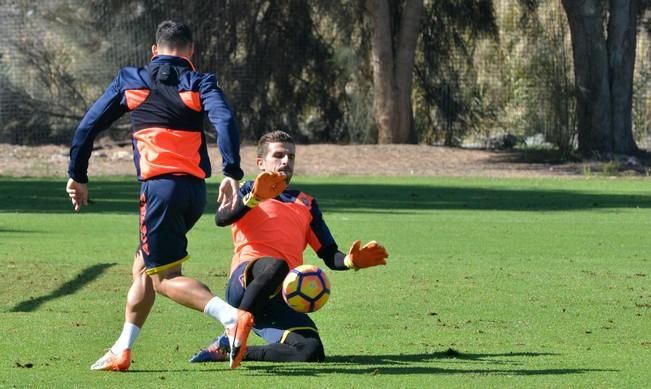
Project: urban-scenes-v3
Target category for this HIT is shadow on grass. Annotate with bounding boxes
[127,350,616,376]
[1,178,650,214]
[10,263,115,312]
[240,350,617,376]
[0,228,40,233]
[326,349,560,364]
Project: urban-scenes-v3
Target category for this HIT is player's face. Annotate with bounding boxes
[257,142,295,183]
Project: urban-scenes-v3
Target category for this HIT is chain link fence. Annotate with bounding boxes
[0,0,649,149]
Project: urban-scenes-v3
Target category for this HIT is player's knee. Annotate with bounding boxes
[299,337,325,362]
[150,276,166,294]
[149,269,181,296]
[252,258,289,285]
[268,259,289,284]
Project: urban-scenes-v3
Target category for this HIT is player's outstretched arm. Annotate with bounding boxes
[344,240,388,270]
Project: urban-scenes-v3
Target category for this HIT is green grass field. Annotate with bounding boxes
[1,176,650,388]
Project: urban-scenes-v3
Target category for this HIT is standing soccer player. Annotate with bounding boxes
[189,130,388,363]
[66,20,252,370]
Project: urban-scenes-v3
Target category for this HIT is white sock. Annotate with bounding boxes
[111,322,140,354]
[204,296,237,327]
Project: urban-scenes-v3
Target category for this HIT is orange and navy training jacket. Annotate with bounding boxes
[68,55,243,183]
[225,181,338,276]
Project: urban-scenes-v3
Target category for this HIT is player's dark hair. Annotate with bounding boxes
[155,20,193,49]
[257,130,295,157]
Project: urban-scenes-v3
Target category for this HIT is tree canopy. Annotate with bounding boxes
[0,0,649,157]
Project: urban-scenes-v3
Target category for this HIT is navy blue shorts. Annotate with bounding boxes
[226,261,319,344]
[138,175,206,275]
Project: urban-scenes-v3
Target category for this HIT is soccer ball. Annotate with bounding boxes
[282,264,331,313]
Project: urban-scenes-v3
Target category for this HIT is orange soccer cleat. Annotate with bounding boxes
[226,310,254,369]
[90,349,131,371]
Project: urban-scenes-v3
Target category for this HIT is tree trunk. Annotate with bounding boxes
[366,0,423,144]
[608,0,639,154]
[562,0,613,155]
[561,0,640,156]
[394,0,424,143]
[366,0,397,144]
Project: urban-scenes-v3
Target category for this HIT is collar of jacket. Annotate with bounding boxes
[150,55,196,71]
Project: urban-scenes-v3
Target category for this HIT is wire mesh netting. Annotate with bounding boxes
[0,0,649,148]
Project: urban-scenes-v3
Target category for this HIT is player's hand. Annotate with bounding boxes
[253,171,287,199]
[66,178,88,212]
[243,171,287,208]
[344,240,388,270]
[218,177,240,211]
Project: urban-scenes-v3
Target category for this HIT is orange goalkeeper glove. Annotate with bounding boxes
[243,171,288,208]
[344,240,388,270]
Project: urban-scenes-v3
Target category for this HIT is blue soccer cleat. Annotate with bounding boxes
[189,334,230,363]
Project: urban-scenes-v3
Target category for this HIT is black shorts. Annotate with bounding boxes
[138,175,206,275]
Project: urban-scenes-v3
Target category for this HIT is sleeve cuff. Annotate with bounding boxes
[242,192,261,208]
[223,166,244,181]
[68,172,89,184]
[344,255,359,270]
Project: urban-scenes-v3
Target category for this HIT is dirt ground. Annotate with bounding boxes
[1,143,649,178]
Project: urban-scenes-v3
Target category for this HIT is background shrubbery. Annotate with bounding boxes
[0,0,649,150]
